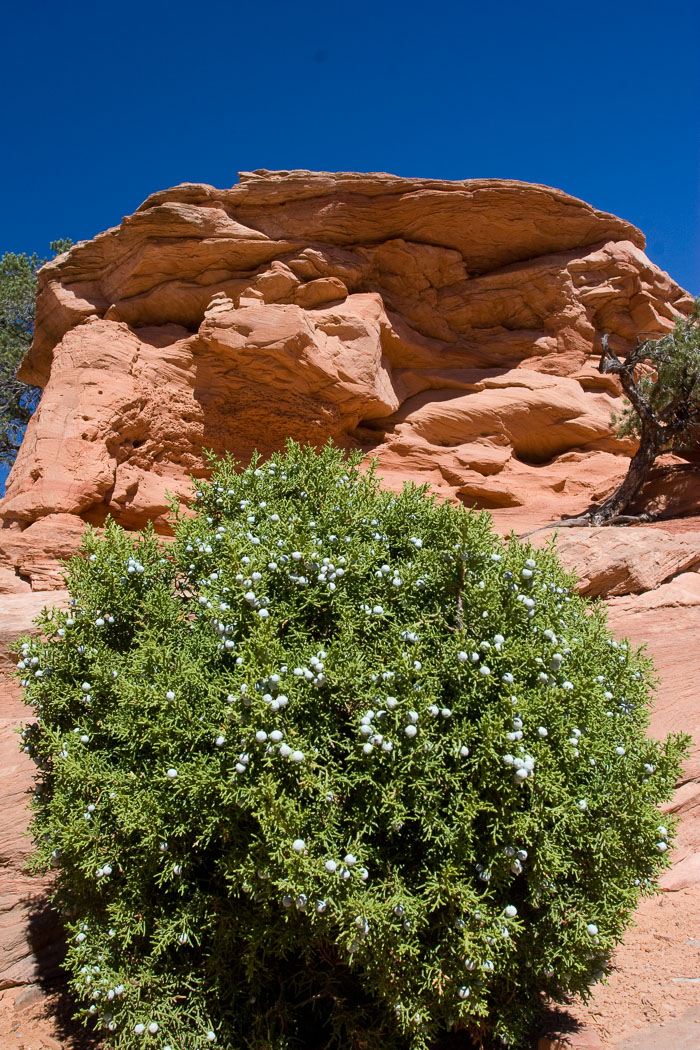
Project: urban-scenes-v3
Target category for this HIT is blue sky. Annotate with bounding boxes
[1,0,698,493]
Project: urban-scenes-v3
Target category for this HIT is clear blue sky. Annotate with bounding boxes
[0,0,698,494]
[1,0,698,291]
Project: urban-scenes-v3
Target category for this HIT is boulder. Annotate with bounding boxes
[532,526,700,597]
[0,515,87,593]
[1,171,694,538]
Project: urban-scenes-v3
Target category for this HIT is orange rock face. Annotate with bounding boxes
[0,170,695,562]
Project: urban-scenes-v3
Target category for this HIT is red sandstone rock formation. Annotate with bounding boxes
[0,171,697,589]
[1,172,699,1049]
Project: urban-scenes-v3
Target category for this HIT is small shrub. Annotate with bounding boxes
[18,441,689,1050]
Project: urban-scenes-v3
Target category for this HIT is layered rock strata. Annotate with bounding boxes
[0,171,696,591]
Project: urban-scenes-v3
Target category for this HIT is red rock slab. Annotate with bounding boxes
[0,982,67,1050]
[0,594,69,676]
[531,526,700,598]
[606,574,700,888]
[0,517,87,593]
[541,887,700,1049]
[0,677,57,991]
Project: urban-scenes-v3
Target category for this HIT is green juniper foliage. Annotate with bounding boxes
[0,240,73,466]
[0,250,42,464]
[588,301,700,523]
[611,299,700,450]
[18,442,689,1050]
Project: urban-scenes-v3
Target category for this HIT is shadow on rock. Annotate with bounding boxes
[533,1003,592,1049]
[24,892,101,1049]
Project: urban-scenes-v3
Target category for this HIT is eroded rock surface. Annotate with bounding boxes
[531,525,700,597]
[1,171,696,562]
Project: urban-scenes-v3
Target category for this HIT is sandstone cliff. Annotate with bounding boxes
[1,171,696,589]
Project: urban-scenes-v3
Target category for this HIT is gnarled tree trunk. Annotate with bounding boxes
[523,317,700,537]
[591,337,663,524]
[589,431,660,524]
